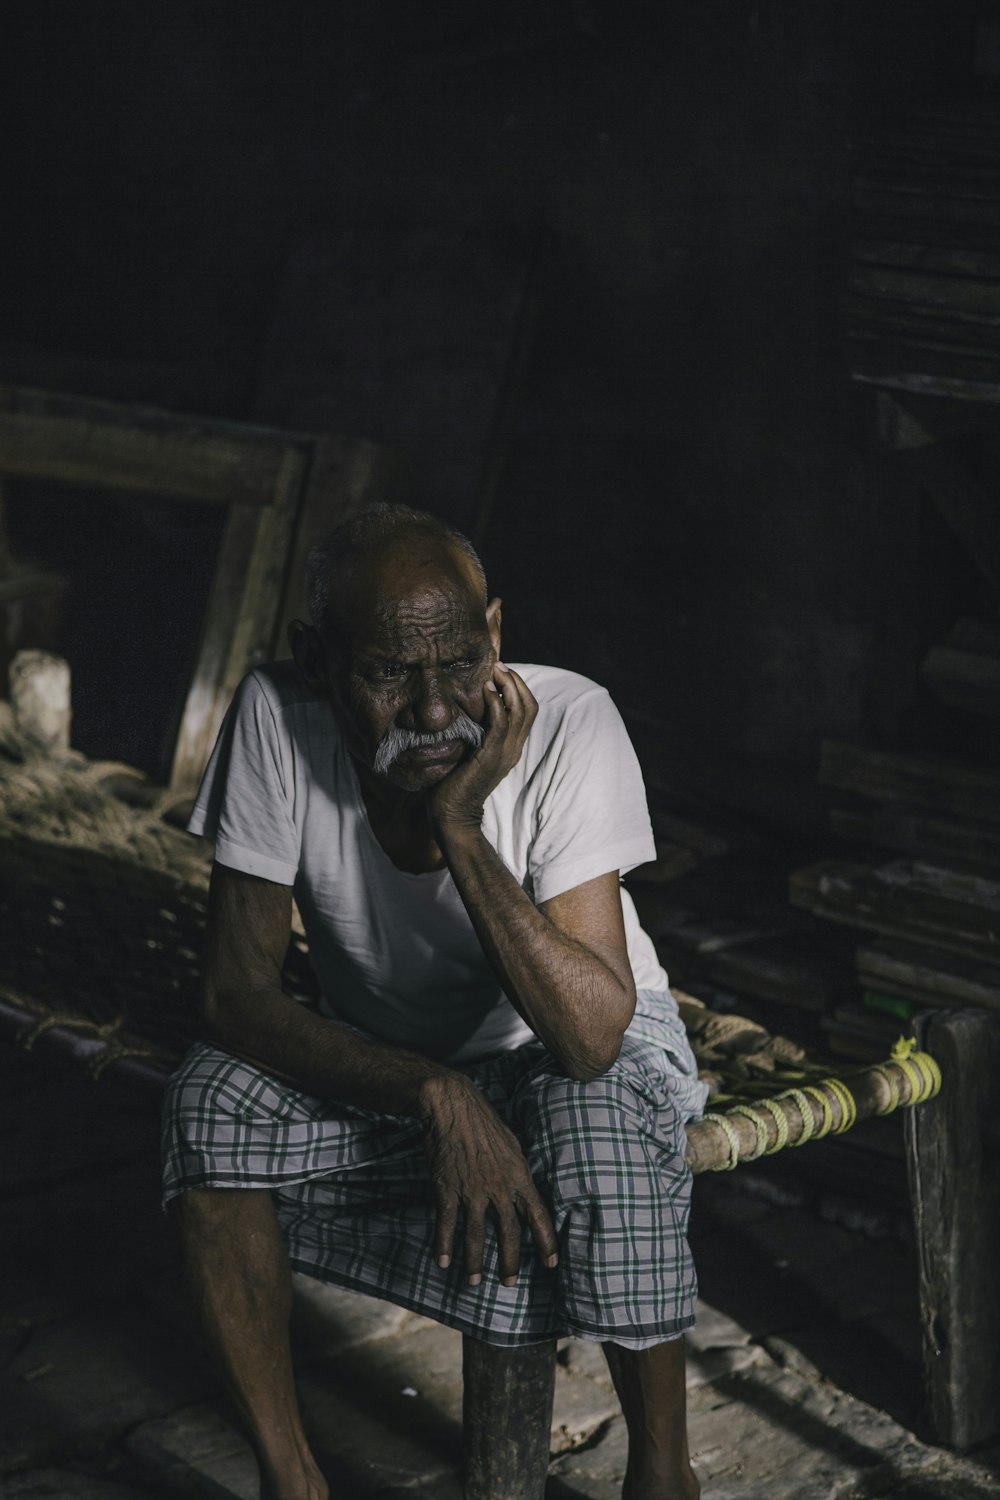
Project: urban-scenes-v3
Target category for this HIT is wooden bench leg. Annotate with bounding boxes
[905,1008,1000,1450]
[462,1335,557,1500]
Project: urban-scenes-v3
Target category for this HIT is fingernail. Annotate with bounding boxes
[502,1275,518,1288]
[496,661,508,671]
[467,1273,482,1286]
[546,1254,559,1269]
[437,1255,450,1269]
[485,682,498,693]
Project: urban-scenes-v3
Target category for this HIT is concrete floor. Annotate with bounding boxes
[2,1038,998,1500]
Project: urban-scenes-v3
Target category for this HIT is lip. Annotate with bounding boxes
[401,742,464,764]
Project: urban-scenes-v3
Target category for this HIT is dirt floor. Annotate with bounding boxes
[2,1037,998,1499]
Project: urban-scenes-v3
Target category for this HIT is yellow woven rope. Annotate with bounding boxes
[727,1104,769,1161]
[826,1077,857,1134]
[801,1083,834,1138]
[758,1097,791,1154]
[778,1087,818,1146]
[913,1050,942,1098]
[703,1111,743,1171]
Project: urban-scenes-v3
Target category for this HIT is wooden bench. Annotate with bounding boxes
[1,735,996,1497]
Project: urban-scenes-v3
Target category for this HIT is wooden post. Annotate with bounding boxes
[904,1008,1000,1450]
[462,1336,556,1500]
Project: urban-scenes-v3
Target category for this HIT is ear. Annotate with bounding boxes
[288,619,330,698]
[486,596,502,658]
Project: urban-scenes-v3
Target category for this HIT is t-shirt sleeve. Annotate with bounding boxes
[186,672,299,886]
[527,686,656,905]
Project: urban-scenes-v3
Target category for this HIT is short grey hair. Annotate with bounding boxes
[305,503,487,637]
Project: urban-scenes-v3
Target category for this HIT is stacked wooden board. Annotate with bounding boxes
[921,616,1000,720]
[847,103,1000,401]
[790,740,1000,1058]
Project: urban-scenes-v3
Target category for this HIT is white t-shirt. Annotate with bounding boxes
[188,661,669,1065]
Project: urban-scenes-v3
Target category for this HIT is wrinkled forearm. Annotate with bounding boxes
[437,823,634,1080]
[203,979,472,1120]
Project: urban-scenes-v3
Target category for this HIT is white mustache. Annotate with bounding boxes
[373,712,485,776]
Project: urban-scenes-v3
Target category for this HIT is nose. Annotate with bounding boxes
[411,668,454,732]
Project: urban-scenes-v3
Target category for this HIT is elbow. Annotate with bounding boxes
[562,986,635,1081]
[563,1028,626,1084]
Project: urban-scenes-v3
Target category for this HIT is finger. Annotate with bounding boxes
[495,1205,523,1286]
[517,1190,560,1270]
[433,1192,459,1270]
[463,1200,487,1285]
[497,669,536,738]
[494,663,527,732]
[482,675,507,735]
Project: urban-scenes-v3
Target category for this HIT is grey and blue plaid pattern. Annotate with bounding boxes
[162,990,708,1348]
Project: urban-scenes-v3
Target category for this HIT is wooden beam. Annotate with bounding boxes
[170,445,308,789]
[905,1008,1000,1450]
[463,1336,556,1500]
[0,408,302,508]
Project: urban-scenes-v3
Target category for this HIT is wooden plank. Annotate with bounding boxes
[170,445,308,789]
[857,936,1000,1013]
[849,265,1000,315]
[0,407,300,508]
[789,858,1000,962]
[852,366,1000,404]
[853,187,1000,226]
[831,804,1000,872]
[921,644,1000,719]
[850,305,1000,351]
[643,906,795,956]
[849,341,1000,395]
[268,433,404,655]
[693,932,854,1014]
[821,741,1000,825]
[904,1009,1000,1450]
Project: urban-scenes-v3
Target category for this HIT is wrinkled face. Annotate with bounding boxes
[328,544,500,792]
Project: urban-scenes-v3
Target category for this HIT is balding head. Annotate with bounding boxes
[305,504,487,651]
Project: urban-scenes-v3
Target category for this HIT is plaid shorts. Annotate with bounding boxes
[161,989,708,1349]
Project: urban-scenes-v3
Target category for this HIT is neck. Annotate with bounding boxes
[352,755,424,818]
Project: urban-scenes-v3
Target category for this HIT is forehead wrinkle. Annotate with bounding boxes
[355,597,487,665]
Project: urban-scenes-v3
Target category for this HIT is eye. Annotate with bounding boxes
[371,661,408,682]
[446,657,477,672]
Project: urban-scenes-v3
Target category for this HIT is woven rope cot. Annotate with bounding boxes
[0,711,941,1165]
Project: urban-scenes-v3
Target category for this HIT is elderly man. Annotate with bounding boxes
[163,503,707,1500]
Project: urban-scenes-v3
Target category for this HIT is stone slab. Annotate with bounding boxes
[0,1301,215,1474]
[123,1401,259,1500]
[0,1470,156,1500]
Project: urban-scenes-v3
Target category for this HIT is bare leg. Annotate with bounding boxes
[602,1338,699,1500]
[172,1187,327,1500]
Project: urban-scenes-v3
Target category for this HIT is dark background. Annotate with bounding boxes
[0,0,990,816]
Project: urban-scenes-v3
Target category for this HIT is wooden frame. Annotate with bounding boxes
[0,386,397,789]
